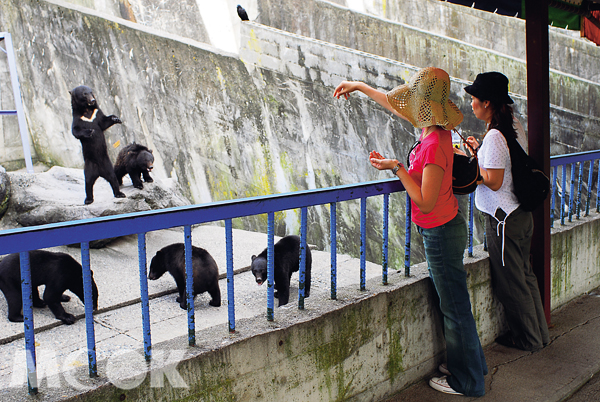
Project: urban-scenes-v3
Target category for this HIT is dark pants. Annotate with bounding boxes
[485,207,549,351]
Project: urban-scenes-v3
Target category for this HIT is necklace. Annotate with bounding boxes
[423,126,437,138]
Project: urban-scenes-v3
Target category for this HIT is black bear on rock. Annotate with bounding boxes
[70,85,125,204]
[148,243,221,309]
[114,143,154,189]
[0,250,99,325]
[251,235,312,306]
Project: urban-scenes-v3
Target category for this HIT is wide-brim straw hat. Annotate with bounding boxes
[387,67,463,130]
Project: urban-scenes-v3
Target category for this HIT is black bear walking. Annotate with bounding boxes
[0,250,99,325]
[251,235,312,306]
[148,243,221,309]
[70,85,126,204]
[114,143,154,189]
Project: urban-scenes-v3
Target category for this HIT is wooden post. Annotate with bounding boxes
[525,0,552,323]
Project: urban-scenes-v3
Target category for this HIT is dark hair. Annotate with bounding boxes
[486,101,517,140]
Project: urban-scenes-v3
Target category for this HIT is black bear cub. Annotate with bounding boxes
[251,235,312,306]
[70,85,125,204]
[0,250,99,325]
[149,243,221,309]
[114,143,154,189]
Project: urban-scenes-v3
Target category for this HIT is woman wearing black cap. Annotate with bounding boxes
[464,72,549,352]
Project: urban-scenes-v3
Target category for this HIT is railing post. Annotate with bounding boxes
[19,251,38,395]
[577,162,583,219]
[267,212,275,321]
[298,207,308,309]
[382,193,389,285]
[360,197,367,290]
[184,225,195,346]
[138,233,152,361]
[569,163,576,222]
[226,219,235,333]
[404,193,412,277]
[585,160,594,216]
[80,242,97,377]
[330,203,337,300]
[561,165,567,225]
[597,159,600,213]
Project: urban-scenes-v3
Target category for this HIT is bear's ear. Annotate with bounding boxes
[251,255,256,261]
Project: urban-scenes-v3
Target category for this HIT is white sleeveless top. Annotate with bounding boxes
[474,129,520,217]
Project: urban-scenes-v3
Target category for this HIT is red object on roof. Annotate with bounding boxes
[582,10,600,45]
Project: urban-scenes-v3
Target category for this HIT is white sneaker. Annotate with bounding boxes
[429,376,463,395]
[439,363,451,376]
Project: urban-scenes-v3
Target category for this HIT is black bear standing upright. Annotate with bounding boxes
[70,85,126,204]
[148,243,221,309]
[114,143,154,189]
[0,250,99,325]
[251,235,312,306]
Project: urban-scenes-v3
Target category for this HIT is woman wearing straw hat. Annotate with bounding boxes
[334,67,487,397]
[463,72,549,352]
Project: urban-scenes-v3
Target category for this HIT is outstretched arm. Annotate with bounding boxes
[369,151,443,214]
[334,81,410,123]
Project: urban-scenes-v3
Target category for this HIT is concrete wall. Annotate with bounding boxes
[67,0,600,85]
[0,0,421,267]
[346,0,600,84]
[1,0,599,265]
[255,0,600,117]
[53,213,600,402]
[551,214,600,307]
[239,22,600,157]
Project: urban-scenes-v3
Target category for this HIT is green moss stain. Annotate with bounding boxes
[386,296,414,381]
[552,232,574,300]
[175,362,236,402]
[287,307,375,400]
[387,329,403,382]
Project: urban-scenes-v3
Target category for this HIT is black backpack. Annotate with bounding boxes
[505,135,550,211]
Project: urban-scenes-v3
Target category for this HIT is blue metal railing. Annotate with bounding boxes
[550,150,600,226]
[1,179,408,394]
[2,150,599,395]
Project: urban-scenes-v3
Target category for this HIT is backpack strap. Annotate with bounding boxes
[452,129,478,157]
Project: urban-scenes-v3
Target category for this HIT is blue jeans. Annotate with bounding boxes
[417,211,487,396]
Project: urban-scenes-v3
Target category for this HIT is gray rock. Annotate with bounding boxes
[0,166,190,248]
[0,166,11,220]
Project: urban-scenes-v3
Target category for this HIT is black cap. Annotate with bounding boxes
[464,72,514,105]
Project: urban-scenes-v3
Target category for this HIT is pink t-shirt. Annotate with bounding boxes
[407,128,458,228]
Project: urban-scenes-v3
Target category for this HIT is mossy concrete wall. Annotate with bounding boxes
[551,213,600,308]
[255,0,600,118]
[1,0,599,266]
[256,0,600,85]
[59,0,600,86]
